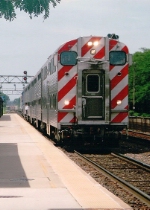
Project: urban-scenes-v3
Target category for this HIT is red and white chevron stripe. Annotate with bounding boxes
[109,39,129,123]
[57,39,77,123]
[57,36,129,125]
[81,36,105,59]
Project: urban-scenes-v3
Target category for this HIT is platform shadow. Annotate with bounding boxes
[0,143,30,188]
[0,114,11,121]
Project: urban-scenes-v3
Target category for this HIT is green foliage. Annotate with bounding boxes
[0,0,16,21]
[129,110,150,117]
[141,113,150,117]
[129,48,150,114]
[129,110,135,116]
[0,0,61,21]
[13,98,20,106]
[0,92,9,102]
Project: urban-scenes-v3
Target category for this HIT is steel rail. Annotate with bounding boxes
[112,153,150,172]
[74,150,150,206]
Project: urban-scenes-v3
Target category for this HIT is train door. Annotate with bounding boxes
[82,69,105,120]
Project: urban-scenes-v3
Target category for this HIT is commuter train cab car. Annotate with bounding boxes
[22,34,132,146]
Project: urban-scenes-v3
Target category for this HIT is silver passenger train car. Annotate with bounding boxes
[22,35,132,146]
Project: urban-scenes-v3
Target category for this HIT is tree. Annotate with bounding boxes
[13,98,20,107]
[129,48,150,114]
[0,0,61,21]
[0,92,10,104]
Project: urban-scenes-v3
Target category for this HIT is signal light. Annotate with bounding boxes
[23,71,27,83]
[24,77,27,81]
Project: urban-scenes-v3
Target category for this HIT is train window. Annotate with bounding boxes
[50,58,56,74]
[53,66,56,73]
[41,69,44,80]
[49,96,51,108]
[44,66,47,79]
[50,60,52,74]
[109,51,126,65]
[87,75,99,92]
[60,51,77,66]
[54,54,57,66]
[38,73,41,80]
[42,97,46,107]
[50,95,53,108]
[53,94,56,109]
[34,78,37,84]
[49,94,56,109]
[48,62,51,74]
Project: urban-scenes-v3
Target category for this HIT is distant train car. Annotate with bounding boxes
[0,97,3,117]
[22,34,132,146]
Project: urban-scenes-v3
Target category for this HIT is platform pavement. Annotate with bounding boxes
[0,114,132,210]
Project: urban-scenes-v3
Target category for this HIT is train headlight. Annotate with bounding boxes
[90,49,96,55]
[64,100,69,105]
[117,100,122,105]
[87,41,93,46]
[87,41,99,46]
[93,41,99,46]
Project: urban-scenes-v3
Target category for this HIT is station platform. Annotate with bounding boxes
[0,114,132,210]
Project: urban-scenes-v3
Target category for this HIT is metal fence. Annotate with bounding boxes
[129,116,150,132]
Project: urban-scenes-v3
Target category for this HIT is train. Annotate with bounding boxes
[22,34,132,147]
[0,96,3,117]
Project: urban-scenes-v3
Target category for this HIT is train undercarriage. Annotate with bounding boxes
[26,115,127,149]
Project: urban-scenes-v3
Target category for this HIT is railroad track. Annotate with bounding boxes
[74,151,150,206]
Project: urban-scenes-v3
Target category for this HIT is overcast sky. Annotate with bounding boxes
[0,0,150,100]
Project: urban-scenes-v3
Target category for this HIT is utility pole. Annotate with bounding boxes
[133,62,136,110]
